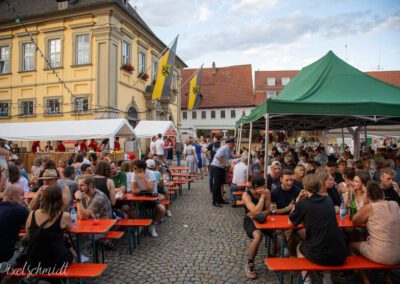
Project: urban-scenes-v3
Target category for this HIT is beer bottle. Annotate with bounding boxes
[349,192,357,220]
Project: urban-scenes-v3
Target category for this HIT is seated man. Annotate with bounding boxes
[242,176,270,279]
[0,185,29,266]
[131,159,165,237]
[271,169,301,215]
[57,166,78,210]
[267,161,282,191]
[110,161,127,194]
[379,167,400,205]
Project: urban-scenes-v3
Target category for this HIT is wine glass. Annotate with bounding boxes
[270,204,277,221]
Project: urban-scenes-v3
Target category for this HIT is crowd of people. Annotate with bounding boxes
[0,142,172,280]
[240,143,400,283]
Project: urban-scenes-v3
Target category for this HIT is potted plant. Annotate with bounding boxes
[138,72,149,81]
[122,63,134,73]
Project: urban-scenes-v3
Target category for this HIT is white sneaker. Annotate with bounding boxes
[167,209,172,217]
[149,224,158,237]
[80,254,90,263]
[322,272,333,284]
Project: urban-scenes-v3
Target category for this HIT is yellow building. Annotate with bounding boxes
[0,0,186,131]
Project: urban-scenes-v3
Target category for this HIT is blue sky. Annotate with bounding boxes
[131,0,400,71]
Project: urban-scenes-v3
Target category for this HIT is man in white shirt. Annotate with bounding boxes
[154,133,165,162]
[230,156,248,203]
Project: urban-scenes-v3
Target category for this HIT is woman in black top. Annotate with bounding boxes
[316,170,341,213]
[289,175,347,284]
[242,176,271,279]
[94,160,116,206]
[25,185,74,275]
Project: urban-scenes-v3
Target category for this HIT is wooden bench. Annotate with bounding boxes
[116,219,152,254]
[0,263,107,281]
[265,256,400,284]
[99,231,125,263]
[233,191,245,196]
[235,200,244,207]
[161,199,171,206]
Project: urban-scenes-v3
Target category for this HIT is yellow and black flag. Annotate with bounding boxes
[152,36,178,100]
[188,65,203,110]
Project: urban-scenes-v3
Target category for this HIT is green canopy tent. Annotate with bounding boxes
[236,51,400,176]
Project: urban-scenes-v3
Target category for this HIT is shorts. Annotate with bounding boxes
[144,200,161,209]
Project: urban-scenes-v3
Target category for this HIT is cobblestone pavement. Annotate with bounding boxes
[97,176,277,284]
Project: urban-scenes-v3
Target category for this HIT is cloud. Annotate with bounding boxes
[230,0,280,14]
[133,0,212,27]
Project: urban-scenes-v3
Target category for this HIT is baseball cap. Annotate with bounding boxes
[146,159,155,169]
[251,176,265,188]
[271,161,281,167]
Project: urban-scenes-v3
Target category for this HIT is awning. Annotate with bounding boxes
[133,120,177,138]
[193,125,235,130]
[0,119,135,141]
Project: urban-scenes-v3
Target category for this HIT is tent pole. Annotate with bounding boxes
[341,128,345,153]
[238,125,243,155]
[364,125,369,155]
[264,114,269,181]
[323,129,327,153]
[247,122,253,181]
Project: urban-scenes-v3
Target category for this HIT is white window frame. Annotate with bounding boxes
[19,99,35,116]
[201,111,206,119]
[192,111,197,120]
[22,42,35,71]
[73,96,89,113]
[151,56,158,82]
[220,110,225,119]
[211,110,216,119]
[267,91,277,99]
[75,34,90,65]
[231,109,236,118]
[48,38,61,68]
[282,77,290,86]
[267,77,275,86]
[45,97,62,115]
[0,101,10,117]
[122,40,130,65]
[182,111,187,120]
[138,49,146,74]
[0,46,10,73]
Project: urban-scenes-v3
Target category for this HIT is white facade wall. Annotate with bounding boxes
[180,107,254,137]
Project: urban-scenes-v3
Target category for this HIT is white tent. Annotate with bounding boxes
[133,120,177,138]
[0,119,135,148]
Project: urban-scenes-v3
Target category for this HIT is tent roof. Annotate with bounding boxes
[236,51,400,130]
[133,120,177,138]
[0,119,135,141]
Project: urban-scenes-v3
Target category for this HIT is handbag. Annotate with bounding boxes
[253,212,268,224]
[14,213,50,268]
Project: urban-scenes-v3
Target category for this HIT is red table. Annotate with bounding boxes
[122,193,159,202]
[69,219,116,263]
[169,166,189,171]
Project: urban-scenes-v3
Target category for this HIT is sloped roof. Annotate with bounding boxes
[181,64,254,109]
[236,51,400,130]
[367,71,400,87]
[0,0,186,67]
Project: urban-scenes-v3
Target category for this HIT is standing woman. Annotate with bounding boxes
[201,138,209,177]
[184,139,198,175]
[165,137,174,165]
[25,185,74,272]
[194,139,203,179]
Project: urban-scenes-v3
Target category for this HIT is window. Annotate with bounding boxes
[282,77,290,86]
[220,110,225,119]
[201,111,206,119]
[211,110,216,119]
[0,101,10,117]
[231,110,236,118]
[138,50,146,74]
[267,91,277,99]
[267,77,275,86]
[0,46,10,73]
[192,111,197,119]
[122,41,130,65]
[48,39,61,68]
[22,43,35,71]
[75,34,89,65]
[20,100,34,116]
[182,111,187,120]
[45,98,61,115]
[152,58,158,81]
[74,97,89,112]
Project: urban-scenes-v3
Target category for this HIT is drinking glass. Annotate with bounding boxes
[270,204,277,221]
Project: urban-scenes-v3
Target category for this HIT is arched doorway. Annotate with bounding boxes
[127,106,139,128]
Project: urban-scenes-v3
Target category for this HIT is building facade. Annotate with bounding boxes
[180,63,254,138]
[0,0,186,130]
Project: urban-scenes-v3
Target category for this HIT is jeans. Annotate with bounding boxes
[230,184,245,201]
[176,151,182,166]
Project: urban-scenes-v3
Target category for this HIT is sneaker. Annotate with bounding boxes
[80,254,90,263]
[149,224,158,238]
[167,209,172,217]
[245,263,257,279]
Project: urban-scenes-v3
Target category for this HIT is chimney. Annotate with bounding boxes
[212,61,216,73]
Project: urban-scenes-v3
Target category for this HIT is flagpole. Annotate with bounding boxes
[180,63,204,90]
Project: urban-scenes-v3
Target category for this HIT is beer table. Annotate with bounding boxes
[69,219,116,263]
[236,181,251,187]
[118,193,159,218]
